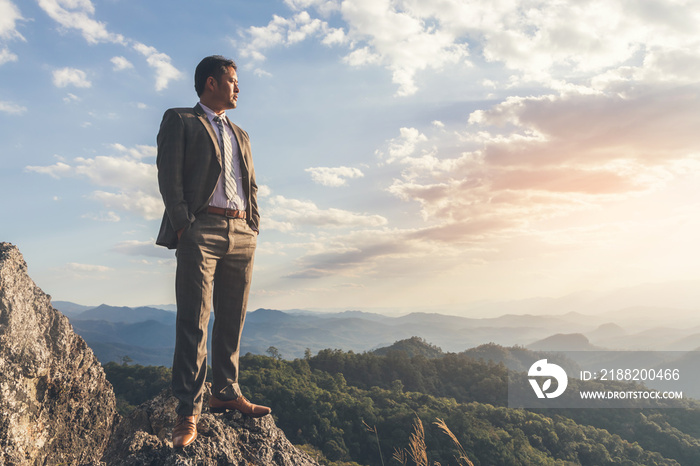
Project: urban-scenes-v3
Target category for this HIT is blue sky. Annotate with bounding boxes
[2,0,700,313]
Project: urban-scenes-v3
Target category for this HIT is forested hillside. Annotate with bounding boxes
[104,339,700,465]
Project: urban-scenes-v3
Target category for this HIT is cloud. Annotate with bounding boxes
[26,144,161,220]
[240,0,470,95]
[471,85,700,167]
[380,127,428,163]
[112,240,173,258]
[285,225,462,279]
[0,0,23,39]
[0,0,23,66]
[237,10,347,73]
[0,100,26,114]
[339,0,469,96]
[66,262,112,273]
[82,211,120,222]
[110,143,156,159]
[37,0,182,90]
[111,55,133,71]
[379,81,700,242]
[63,92,81,103]
[283,0,340,15]
[26,161,73,178]
[132,42,183,91]
[0,47,17,65]
[238,0,700,95]
[90,190,161,220]
[38,0,125,44]
[305,166,364,187]
[264,194,387,229]
[52,67,91,88]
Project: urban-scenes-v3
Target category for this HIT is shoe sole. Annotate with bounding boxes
[173,434,197,448]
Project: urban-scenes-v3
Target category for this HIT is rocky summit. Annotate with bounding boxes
[105,385,318,465]
[0,243,319,466]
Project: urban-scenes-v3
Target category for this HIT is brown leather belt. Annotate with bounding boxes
[207,206,246,219]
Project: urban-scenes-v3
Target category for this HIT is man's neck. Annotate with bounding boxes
[199,98,225,115]
[199,101,224,117]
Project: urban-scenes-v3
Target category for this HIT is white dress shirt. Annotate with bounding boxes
[199,102,247,211]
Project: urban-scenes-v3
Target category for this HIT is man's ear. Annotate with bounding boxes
[206,76,217,92]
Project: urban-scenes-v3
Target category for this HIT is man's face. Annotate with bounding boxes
[212,66,239,110]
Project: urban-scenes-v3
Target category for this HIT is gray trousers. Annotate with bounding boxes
[172,212,257,416]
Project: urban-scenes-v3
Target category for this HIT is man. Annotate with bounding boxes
[156,55,271,449]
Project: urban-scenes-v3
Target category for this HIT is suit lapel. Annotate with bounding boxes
[194,104,222,165]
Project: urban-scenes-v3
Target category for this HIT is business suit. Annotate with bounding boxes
[156,103,259,417]
[156,104,259,248]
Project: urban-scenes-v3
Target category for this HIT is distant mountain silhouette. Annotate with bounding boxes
[527,333,601,351]
[51,300,94,317]
[463,342,580,374]
[372,336,444,358]
[246,308,296,323]
[75,304,175,324]
[587,322,625,340]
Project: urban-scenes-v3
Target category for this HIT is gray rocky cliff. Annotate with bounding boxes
[0,242,118,465]
[104,385,319,465]
[0,243,319,466]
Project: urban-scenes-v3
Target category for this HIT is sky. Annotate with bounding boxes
[2,0,700,314]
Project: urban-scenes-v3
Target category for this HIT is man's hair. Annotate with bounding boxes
[194,55,237,97]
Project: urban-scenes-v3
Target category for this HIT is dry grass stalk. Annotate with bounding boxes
[407,417,429,466]
[363,420,385,466]
[433,418,475,466]
[393,447,408,465]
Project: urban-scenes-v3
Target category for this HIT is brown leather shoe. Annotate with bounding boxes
[172,414,198,448]
[209,395,271,418]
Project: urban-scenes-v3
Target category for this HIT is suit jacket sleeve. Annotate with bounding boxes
[157,109,196,239]
[244,130,260,232]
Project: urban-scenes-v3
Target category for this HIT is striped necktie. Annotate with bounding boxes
[213,115,237,201]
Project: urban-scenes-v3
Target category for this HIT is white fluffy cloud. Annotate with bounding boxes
[380,81,700,241]
[238,10,347,71]
[339,0,469,96]
[26,144,161,220]
[305,166,364,186]
[0,100,26,114]
[132,42,183,91]
[0,0,23,65]
[0,46,17,65]
[38,0,125,44]
[37,0,182,90]
[52,67,91,88]
[111,55,133,71]
[0,0,23,39]
[264,194,387,230]
[66,262,112,273]
[238,0,700,95]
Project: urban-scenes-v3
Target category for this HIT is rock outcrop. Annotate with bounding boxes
[104,385,318,465]
[0,242,118,465]
[0,242,319,466]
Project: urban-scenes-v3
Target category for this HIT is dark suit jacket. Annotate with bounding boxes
[156,103,259,249]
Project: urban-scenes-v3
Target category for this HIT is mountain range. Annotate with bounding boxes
[53,298,700,367]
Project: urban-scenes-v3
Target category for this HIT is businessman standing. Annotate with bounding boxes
[156,55,270,449]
